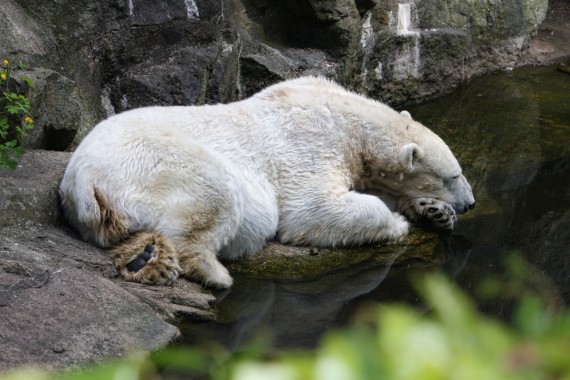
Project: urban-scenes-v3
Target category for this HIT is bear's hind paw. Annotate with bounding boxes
[113,233,181,286]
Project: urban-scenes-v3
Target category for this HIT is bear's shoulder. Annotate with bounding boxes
[253,76,384,115]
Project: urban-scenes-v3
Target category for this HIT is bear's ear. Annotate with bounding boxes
[399,143,421,172]
[400,110,412,119]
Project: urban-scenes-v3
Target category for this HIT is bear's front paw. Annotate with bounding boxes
[383,213,410,244]
[414,198,457,230]
[179,254,234,289]
[115,238,181,285]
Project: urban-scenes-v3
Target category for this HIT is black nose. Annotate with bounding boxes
[469,202,476,210]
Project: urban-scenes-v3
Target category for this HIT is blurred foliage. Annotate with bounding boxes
[2,264,569,380]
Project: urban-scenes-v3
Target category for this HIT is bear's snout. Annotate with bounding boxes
[456,201,475,214]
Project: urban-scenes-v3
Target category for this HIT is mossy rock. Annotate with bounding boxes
[226,229,441,281]
[557,63,570,75]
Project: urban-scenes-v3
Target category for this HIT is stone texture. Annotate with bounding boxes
[0,151,214,370]
[0,0,556,152]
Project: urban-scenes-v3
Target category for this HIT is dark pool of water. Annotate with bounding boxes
[180,65,570,352]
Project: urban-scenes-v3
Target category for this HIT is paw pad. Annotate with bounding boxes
[412,198,457,230]
[126,244,155,272]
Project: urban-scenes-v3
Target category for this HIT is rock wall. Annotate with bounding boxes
[0,0,548,151]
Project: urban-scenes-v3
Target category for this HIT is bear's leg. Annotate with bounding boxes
[112,232,181,285]
[174,239,233,289]
[279,191,410,246]
[403,198,457,230]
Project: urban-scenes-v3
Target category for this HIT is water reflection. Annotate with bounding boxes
[180,236,472,350]
[409,65,570,311]
[180,65,569,350]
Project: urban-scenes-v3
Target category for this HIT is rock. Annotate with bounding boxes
[358,0,549,104]
[0,150,68,228]
[227,230,440,281]
[20,68,95,151]
[557,63,570,75]
[0,0,557,154]
[0,151,214,370]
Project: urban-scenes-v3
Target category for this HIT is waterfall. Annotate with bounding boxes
[359,13,373,82]
[128,0,134,17]
[397,3,413,35]
[184,0,199,18]
[396,3,421,78]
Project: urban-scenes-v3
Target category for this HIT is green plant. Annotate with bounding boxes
[0,59,34,169]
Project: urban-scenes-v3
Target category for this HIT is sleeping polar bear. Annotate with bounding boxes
[59,76,475,288]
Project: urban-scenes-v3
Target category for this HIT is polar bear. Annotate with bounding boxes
[59,76,475,288]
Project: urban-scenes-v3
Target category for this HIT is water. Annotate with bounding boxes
[184,0,199,19]
[180,65,570,351]
[395,3,421,78]
[397,3,414,35]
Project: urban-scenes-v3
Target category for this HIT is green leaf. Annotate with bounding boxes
[12,146,24,158]
[4,139,17,148]
[5,105,21,114]
[19,76,33,87]
[514,296,551,337]
[0,150,17,169]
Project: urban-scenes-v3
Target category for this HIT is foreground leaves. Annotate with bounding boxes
[2,273,569,380]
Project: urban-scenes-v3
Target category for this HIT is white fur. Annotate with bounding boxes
[60,76,474,261]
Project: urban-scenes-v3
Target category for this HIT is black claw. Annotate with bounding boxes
[419,202,426,206]
[144,244,154,253]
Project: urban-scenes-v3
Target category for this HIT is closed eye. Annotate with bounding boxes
[445,174,461,182]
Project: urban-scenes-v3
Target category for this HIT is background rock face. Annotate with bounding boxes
[1,0,548,150]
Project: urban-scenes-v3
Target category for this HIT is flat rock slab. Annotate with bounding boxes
[0,150,438,370]
[0,151,215,370]
[226,231,441,281]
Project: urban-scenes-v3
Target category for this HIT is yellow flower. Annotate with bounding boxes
[2,59,8,66]
[0,73,6,81]
[25,116,33,124]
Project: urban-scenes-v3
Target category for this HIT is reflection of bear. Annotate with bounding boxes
[59,77,475,288]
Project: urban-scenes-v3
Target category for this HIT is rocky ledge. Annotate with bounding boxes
[0,150,439,370]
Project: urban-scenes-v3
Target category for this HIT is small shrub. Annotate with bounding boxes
[0,59,34,169]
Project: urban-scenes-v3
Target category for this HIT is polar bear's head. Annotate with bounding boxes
[359,110,475,216]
